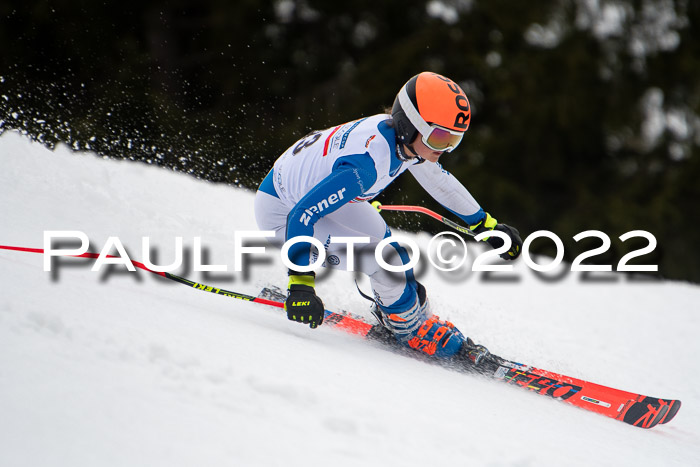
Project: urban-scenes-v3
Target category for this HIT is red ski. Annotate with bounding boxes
[479,357,681,428]
[258,286,681,429]
[0,245,681,430]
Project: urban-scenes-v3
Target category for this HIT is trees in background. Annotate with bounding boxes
[1,0,698,281]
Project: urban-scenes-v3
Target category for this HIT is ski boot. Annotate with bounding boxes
[374,283,466,359]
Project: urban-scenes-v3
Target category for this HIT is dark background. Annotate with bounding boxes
[1,1,699,282]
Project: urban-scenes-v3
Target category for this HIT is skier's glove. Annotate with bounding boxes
[285,271,325,329]
[470,213,522,260]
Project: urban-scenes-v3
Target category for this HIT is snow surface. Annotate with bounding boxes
[1,131,699,466]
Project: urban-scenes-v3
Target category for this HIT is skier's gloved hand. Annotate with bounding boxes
[470,212,522,260]
[489,224,522,260]
[285,271,325,329]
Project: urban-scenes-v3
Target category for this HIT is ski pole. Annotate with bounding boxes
[371,201,476,238]
[0,245,283,307]
[0,244,374,335]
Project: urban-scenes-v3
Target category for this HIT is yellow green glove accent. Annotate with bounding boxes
[288,274,315,289]
[469,212,498,236]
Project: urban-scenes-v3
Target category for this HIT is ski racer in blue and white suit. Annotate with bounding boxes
[255,72,522,360]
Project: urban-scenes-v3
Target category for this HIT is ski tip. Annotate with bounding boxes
[623,397,681,429]
[659,399,681,425]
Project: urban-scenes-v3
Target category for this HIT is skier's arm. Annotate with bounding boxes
[408,161,522,259]
[283,153,377,329]
[285,154,377,268]
[407,161,485,225]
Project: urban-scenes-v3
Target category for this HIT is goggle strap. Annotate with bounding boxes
[398,85,434,137]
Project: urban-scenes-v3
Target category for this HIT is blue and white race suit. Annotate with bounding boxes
[255,114,485,313]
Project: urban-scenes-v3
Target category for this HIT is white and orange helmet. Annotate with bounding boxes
[391,72,471,152]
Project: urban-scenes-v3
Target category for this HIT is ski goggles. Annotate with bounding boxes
[420,125,464,152]
[398,86,464,152]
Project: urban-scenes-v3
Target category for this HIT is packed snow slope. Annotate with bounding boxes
[1,131,699,467]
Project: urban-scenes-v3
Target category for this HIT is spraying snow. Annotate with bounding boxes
[1,131,699,466]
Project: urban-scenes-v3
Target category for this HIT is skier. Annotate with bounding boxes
[255,71,522,361]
